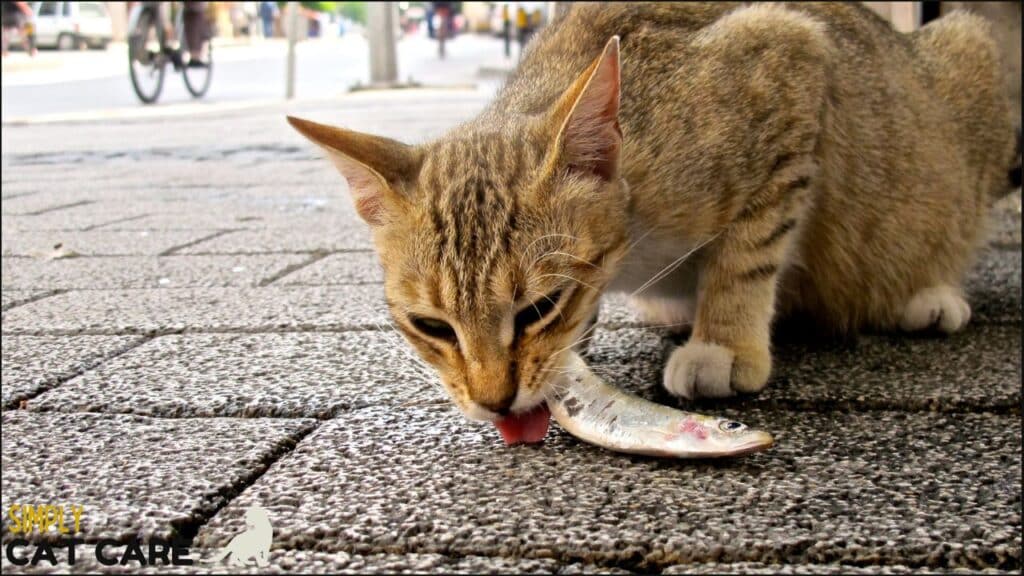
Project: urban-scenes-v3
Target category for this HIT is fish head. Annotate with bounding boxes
[670,415,774,457]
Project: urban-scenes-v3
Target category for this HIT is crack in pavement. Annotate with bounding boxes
[158,230,239,256]
[18,199,94,216]
[4,144,315,167]
[0,334,155,410]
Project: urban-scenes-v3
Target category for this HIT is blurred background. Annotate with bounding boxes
[2,2,1019,125]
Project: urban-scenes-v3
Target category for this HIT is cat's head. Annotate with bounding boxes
[289,38,629,421]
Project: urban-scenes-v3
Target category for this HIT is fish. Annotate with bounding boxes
[546,352,774,458]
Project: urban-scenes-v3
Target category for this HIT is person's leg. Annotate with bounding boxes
[183,3,209,61]
[24,22,35,56]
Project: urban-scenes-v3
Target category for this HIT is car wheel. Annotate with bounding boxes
[56,33,75,51]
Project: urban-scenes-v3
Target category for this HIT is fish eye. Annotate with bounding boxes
[410,316,458,344]
[514,290,562,335]
[719,420,746,432]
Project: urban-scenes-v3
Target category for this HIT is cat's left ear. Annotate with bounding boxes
[545,35,622,181]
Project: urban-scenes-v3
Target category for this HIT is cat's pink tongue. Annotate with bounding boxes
[494,404,551,445]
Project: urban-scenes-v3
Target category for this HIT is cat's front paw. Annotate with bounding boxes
[663,340,771,399]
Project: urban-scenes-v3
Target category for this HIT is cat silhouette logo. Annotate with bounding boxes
[206,505,273,567]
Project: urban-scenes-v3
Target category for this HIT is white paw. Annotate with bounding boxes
[899,286,971,334]
[663,341,736,399]
[629,296,694,330]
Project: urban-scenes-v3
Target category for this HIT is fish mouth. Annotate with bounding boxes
[713,431,774,458]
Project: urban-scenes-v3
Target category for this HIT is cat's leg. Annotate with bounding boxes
[664,167,814,399]
[899,285,971,333]
[629,295,694,332]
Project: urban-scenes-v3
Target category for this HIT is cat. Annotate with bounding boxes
[288,3,1017,435]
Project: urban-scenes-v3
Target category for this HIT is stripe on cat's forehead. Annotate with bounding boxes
[420,129,542,194]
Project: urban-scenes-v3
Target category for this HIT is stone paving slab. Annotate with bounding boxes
[0,549,582,574]
[1,334,145,408]
[1,286,390,334]
[587,325,1022,414]
[280,252,383,285]
[0,411,316,544]
[195,404,1021,570]
[1,230,221,257]
[0,206,136,232]
[29,332,443,419]
[988,190,1021,246]
[0,289,55,311]
[663,563,1021,574]
[964,249,1022,325]
[1,90,489,156]
[179,228,372,254]
[1,552,1018,574]
[0,255,309,290]
[0,201,352,233]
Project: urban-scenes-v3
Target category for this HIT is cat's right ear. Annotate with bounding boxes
[287,116,420,226]
[543,35,622,182]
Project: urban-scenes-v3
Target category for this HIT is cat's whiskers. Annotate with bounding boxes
[537,272,599,292]
[374,313,447,396]
[524,287,568,325]
[517,233,580,272]
[629,231,723,298]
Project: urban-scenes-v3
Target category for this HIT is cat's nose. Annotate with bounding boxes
[477,392,516,416]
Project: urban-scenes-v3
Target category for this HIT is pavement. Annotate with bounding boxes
[0,86,1021,574]
[1,33,511,122]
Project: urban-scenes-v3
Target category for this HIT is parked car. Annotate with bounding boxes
[31,1,113,50]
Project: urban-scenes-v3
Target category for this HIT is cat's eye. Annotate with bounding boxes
[410,316,458,343]
[515,290,562,335]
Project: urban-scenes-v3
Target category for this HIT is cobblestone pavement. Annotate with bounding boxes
[1,89,1021,574]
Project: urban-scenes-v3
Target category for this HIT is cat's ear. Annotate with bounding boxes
[546,36,622,181]
[287,116,420,226]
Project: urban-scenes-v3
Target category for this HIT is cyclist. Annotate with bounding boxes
[1,1,36,58]
[148,0,210,66]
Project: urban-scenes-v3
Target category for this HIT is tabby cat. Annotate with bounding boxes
[289,2,1016,441]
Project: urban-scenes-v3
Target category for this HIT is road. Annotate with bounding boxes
[1,31,512,121]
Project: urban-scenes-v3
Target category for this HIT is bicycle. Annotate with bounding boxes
[128,1,213,104]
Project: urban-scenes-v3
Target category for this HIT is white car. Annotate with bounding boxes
[31,1,113,50]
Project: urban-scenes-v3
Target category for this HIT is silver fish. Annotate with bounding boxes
[548,352,774,458]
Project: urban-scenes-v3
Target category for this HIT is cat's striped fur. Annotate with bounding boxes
[289,2,1016,418]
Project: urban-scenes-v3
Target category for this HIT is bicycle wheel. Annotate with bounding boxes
[182,40,213,98]
[128,8,166,104]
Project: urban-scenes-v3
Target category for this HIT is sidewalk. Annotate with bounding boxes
[0,90,1020,573]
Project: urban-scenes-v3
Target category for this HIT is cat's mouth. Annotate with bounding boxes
[494,403,551,445]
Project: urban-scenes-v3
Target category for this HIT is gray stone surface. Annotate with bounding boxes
[987,190,1021,246]
[1,334,145,408]
[663,563,1022,574]
[196,404,1021,570]
[30,332,443,418]
[964,248,1021,325]
[0,255,309,290]
[1,285,389,334]
[280,252,383,285]
[586,326,1022,413]
[0,411,315,543]
[0,549,571,574]
[1,289,56,311]
[1,230,220,257]
[179,227,373,254]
